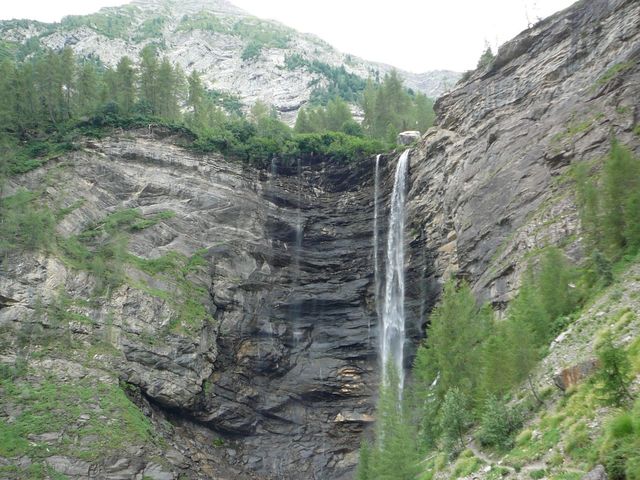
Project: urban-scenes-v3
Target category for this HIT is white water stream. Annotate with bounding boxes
[380,149,410,393]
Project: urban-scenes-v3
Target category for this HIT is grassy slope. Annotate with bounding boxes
[421,260,640,480]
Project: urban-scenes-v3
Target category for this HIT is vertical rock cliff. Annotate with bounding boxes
[405,0,639,314]
[1,131,382,479]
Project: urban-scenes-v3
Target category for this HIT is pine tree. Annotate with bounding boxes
[115,56,136,115]
[440,387,471,453]
[59,47,75,120]
[413,93,435,132]
[536,248,577,330]
[139,45,159,114]
[355,440,372,480]
[596,331,632,406]
[294,107,313,133]
[424,280,489,402]
[324,97,352,132]
[156,58,182,120]
[187,69,205,125]
[0,60,15,130]
[371,363,420,480]
[76,61,99,115]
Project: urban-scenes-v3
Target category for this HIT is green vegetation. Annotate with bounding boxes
[241,40,262,61]
[178,13,291,58]
[362,71,435,141]
[135,16,167,41]
[358,364,420,480]
[60,9,138,39]
[477,46,495,69]
[595,62,634,88]
[595,331,633,406]
[0,47,393,174]
[284,55,366,104]
[0,370,155,463]
[574,141,640,263]
[359,141,640,479]
[295,97,361,135]
[177,12,225,33]
[56,208,175,294]
[0,190,55,256]
[0,186,209,335]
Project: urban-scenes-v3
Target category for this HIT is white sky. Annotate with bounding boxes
[0,0,577,72]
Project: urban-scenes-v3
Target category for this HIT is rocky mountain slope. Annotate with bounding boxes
[0,0,459,122]
[1,0,639,479]
[404,0,639,308]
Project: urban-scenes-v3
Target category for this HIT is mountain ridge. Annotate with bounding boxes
[0,0,460,123]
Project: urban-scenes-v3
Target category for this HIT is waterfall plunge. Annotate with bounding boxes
[372,154,382,347]
[380,149,410,392]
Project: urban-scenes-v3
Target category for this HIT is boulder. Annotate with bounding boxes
[397,131,421,145]
[582,465,607,480]
[553,359,599,391]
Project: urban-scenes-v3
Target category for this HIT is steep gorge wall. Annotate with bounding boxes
[1,133,380,479]
[404,0,640,314]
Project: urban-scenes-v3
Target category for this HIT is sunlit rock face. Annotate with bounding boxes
[404,0,640,318]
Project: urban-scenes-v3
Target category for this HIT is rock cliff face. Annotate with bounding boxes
[1,0,639,479]
[2,131,382,479]
[404,0,640,312]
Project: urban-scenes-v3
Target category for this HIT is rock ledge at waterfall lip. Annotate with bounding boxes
[397,131,422,145]
[334,412,375,423]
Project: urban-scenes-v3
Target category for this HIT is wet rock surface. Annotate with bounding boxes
[1,130,381,479]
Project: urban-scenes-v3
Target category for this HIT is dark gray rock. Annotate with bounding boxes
[582,465,608,480]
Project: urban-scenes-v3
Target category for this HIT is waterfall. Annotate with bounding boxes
[380,149,410,393]
[291,158,304,344]
[372,154,382,346]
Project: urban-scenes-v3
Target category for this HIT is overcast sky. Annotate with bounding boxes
[0,0,577,72]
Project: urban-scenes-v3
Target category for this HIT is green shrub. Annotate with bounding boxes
[609,413,634,438]
[241,41,262,61]
[595,331,633,406]
[0,190,55,255]
[477,396,523,450]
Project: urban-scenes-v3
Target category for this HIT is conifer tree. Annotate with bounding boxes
[59,47,75,119]
[139,45,159,114]
[355,440,372,480]
[115,56,136,115]
[187,69,205,124]
[371,363,420,480]
[294,107,312,133]
[596,331,633,406]
[440,387,471,453]
[76,61,99,115]
[424,280,489,402]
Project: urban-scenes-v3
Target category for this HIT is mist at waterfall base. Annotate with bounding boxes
[376,149,410,393]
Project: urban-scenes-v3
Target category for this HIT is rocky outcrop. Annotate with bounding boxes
[553,359,600,391]
[404,0,640,309]
[1,1,639,479]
